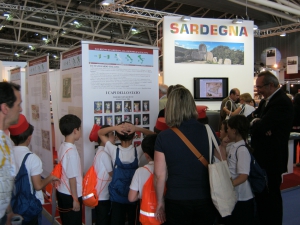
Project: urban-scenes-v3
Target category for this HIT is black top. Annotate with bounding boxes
[155,119,216,200]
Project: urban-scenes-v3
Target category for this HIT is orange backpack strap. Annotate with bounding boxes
[143,166,152,174]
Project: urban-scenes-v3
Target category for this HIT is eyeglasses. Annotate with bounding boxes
[255,83,269,89]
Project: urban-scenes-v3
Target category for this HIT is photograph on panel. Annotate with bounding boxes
[115,101,122,113]
[31,104,40,121]
[41,129,50,151]
[124,101,132,112]
[142,114,149,125]
[104,101,113,113]
[142,100,150,111]
[124,115,132,123]
[42,74,48,100]
[134,114,141,125]
[94,116,102,126]
[62,76,72,102]
[105,116,113,126]
[265,48,276,66]
[133,101,141,112]
[174,40,244,65]
[94,101,102,113]
[115,115,122,125]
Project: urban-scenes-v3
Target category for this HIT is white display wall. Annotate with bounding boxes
[27,55,53,177]
[162,16,254,110]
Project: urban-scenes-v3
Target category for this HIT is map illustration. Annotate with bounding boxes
[206,82,222,97]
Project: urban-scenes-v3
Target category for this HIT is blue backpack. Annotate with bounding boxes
[235,145,268,193]
[11,153,42,224]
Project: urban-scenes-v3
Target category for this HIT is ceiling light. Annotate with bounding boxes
[232,18,243,24]
[131,28,137,32]
[3,13,10,17]
[253,25,258,30]
[73,20,79,25]
[181,16,191,21]
[101,0,114,5]
[280,33,286,37]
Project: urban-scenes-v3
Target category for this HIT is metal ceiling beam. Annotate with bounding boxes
[0,3,155,27]
[255,23,300,37]
[228,0,300,23]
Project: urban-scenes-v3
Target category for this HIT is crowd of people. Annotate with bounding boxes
[0,70,298,225]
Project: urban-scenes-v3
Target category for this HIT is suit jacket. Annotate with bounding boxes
[248,89,293,174]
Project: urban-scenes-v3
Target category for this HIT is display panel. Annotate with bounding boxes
[193,77,228,101]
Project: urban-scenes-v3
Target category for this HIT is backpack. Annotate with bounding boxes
[235,145,268,193]
[11,153,42,224]
[82,150,104,207]
[140,167,160,225]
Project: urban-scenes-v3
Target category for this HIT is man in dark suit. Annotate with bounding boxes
[248,71,293,224]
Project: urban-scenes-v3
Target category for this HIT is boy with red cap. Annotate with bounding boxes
[9,114,58,225]
[89,124,115,225]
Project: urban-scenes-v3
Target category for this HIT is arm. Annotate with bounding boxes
[98,125,126,145]
[223,105,243,116]
[69,177,80,211]
[124,123,155,136]
[232,174,248,187]
[154,151,167,223]
[128,189,139,202]
[31,174,58,191]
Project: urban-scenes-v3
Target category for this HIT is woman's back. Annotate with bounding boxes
[155,118,211,200]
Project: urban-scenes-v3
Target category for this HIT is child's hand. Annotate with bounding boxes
[73,200,80,211]
[124,123,136,134]
[115,124,127,135]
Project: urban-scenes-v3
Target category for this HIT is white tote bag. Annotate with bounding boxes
[205,125,237,217]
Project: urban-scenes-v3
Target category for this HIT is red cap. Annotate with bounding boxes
[9,114,30,136]
[155,117,169,131]
[89,124,101,142]
[196,105,208,119]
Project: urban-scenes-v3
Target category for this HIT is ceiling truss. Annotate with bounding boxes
[0,0,299,68]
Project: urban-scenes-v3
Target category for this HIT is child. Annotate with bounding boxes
[56,114,83,225]
[89,124,115,225]
[128,134,160,225]
[225,115,254,225]
[9,114,57,225]
[98,122,155,225]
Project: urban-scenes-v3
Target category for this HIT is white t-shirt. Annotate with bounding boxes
[13,146,44,204]
[129,161,154,199]
[0,131,16,218]
[242,104,255,117]
[227,140,253,201]
[104,141,147,167]
[94,146,112,200]
[57,142,82,197]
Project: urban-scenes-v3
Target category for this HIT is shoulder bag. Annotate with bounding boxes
[171,125,237,217]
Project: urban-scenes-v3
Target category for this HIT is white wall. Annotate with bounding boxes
[163,17,254,110]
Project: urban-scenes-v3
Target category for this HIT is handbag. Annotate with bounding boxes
[171,125,237,217]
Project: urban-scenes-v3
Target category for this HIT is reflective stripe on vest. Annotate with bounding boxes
[140,209,155,217]
[82,193,94,200]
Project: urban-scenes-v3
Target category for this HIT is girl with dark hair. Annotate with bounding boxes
[225,115,254,225]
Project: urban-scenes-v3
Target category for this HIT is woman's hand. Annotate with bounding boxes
[155,201,166,223]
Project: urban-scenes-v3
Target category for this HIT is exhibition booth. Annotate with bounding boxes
[1,16,299,225]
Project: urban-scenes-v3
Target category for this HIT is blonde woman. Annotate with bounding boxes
[154,86,216,225]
